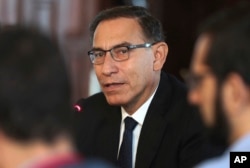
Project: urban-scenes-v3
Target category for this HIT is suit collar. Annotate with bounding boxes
[121,85,157,126]
[135,72,174,168]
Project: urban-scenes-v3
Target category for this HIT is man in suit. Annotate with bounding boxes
[74,6,221,168]
[0,26,114,168]
[188,2,250,168]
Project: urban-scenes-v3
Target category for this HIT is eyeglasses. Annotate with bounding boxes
[182,70,212,90]
[88,42,158,65]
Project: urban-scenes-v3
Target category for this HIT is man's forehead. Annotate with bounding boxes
[93,17,145,48]
[192,34,212,72]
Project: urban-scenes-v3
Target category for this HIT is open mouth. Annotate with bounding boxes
[104,83,124,87]
[102,82,125,92]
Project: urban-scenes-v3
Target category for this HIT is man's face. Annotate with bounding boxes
[189,34,231,146]
[92,17,161,113]
[188,35,218,127]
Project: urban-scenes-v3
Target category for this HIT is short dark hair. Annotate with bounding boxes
[0,25,72,143]
[89,5,165,43]
[198,2,250,85]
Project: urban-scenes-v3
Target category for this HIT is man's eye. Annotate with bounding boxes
[94,51,105,57]
[115,47,128,55]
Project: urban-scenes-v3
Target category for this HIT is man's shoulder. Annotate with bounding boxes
[75,92,107,108]
[78,92,106,103]
[73,92,114,116]
[157,72,188,107]
[160,71,187,93]
[155,72,200,127]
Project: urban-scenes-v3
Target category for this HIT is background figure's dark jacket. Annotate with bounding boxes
[73,72,222,168]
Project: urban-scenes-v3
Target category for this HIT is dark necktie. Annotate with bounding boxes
[118,117,138,168]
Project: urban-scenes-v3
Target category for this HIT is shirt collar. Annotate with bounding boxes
[121,86,158,126]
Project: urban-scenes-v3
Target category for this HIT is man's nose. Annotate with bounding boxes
[188,89,200,105]
[101,52,119,76]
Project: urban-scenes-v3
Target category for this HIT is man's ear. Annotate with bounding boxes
[223,73,250,115]
[153,42,168,71]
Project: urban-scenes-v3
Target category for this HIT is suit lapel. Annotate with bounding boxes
[135,72,172,168]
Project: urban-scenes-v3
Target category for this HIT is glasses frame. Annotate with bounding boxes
[88,42,158,65]
[183,70,212,90]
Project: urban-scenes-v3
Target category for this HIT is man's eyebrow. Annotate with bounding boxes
[91,42,132,51]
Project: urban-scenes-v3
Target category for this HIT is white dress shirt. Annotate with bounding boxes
[118,87,157,168]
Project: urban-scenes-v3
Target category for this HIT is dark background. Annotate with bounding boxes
[100,0,246,80]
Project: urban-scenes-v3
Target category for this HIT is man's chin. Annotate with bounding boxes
[105,96,126,106]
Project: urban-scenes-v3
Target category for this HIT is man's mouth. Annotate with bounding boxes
[101,82,126,93]
[104,83,124,87]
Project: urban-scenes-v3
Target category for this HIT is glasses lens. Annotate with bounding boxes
[186,72,210,90]
[89,50,105,64]
[112,46,129,61]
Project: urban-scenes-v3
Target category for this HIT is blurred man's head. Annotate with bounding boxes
[0,25,73,167]
[188,2,250,146]
[87,6,168,114]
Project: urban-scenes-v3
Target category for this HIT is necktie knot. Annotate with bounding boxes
[124,117,137,131]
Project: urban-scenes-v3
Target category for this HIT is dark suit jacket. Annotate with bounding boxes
[73,72,221,168]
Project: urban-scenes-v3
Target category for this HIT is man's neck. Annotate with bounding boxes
[229,108,250,144]
[123,80,159,115]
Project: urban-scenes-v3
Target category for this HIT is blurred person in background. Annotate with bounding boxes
[73,5,222,168]
[0,25,114,168]
[188,2,250,167]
